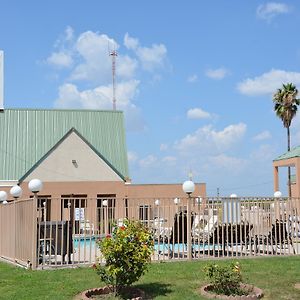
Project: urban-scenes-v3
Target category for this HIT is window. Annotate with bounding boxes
[97,194,116,233]
[139,205,152,222]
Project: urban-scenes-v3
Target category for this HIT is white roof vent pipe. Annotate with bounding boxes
[0,50,3,111]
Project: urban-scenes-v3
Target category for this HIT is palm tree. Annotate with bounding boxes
[273,83,300,197]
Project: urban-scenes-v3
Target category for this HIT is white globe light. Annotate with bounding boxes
[174,197,180,205]
[155,199,160,206]
[182,180,195,195]
[274,191,282,198]
[10,185,22,199]
[230,194,237,198]
[0,191,8,202]
[102,200,108,207]
[28,179,43,193]
[3,200,8,204]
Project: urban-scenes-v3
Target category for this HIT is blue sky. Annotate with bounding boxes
[1,0,300,196]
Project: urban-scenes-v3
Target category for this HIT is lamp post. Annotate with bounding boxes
[173,198,180,216]
[0,191,8,204]
[182,179,195,260]
[28,179,43,269]
[10,185,22,200]
[155,199,160,224]
[102,199,108,234]
[274,190,282,219]
[274,191,282,198]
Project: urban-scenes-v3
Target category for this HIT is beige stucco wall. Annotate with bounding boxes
[23,131,123,183]
[125,183,206,199]
[273,157,300,197]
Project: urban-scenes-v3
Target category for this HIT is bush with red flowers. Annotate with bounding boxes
[95,219,154,296]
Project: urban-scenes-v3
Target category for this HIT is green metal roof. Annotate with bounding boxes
[0,108,129,181]
[273,145,300,161]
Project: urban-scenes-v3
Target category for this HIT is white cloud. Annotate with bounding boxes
[46,51,73,68]
[46,29,170,131]
[46,30,138,83]
[124,33,139,50]
[160,144,168,151]
[250,144,276,161]
[54,80,144,131]
[187,108,211,119]
[65,26,74,41]
[257,2,291,21]
[128,151,138,163]
[137,44,167,71]
[53,26,75,48]
[209,154,248,173]
[205,67,230,80]
[253,130,272,141]
[46,26,75,68]
[237,69,300,96]
[117,55,138,79]
[175,123,247,154]
[187,74,198,83]
[139,155,158,168]
[123,33,167,72]
[55,79,139,110]
[71,31,135,82]
[162,156,177,164]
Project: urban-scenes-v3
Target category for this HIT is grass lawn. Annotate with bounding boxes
[1,256,300,299]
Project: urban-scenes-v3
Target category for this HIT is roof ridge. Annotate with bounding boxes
[3,107,123,113]
[274,145,300,161]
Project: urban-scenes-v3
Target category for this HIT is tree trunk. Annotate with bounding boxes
[287,127,292,198]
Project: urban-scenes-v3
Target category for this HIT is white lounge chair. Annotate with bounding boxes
[153,217,171,241]
[80,219,95,235]
[192,215,218,241]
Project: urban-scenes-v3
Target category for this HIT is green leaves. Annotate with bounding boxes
[204,262,245,296]
[273,82,300,129]
[94,219,154,295]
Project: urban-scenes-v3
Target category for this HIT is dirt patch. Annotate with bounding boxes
[294,283,300,290]
[75,286,146,300]
[200,283,263,299]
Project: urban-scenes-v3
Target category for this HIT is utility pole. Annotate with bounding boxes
[109,46,118,111]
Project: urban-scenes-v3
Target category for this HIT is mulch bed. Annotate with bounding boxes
[200,283,263,299]
[75,286,146,300]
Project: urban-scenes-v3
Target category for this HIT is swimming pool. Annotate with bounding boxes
[73,236,97,248]
[73,237,221,253]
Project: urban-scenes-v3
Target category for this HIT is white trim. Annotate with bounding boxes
[0,180,18,187]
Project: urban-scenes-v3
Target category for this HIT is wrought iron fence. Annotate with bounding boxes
[1,196,300,269]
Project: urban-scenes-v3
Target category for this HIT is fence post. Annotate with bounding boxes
[187,194,192,260]
[31,195,38,269]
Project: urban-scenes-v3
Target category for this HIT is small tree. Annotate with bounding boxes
[95,219,154,296]
[204,262,245,296]
[273,83,300,196]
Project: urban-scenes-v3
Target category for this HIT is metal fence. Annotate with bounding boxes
[1,196,300,269]
[0,198,36,268]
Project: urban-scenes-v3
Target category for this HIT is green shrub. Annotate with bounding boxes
[204,262,246,296]
[95,219,154,295]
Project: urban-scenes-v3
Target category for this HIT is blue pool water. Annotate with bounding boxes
[73,237,96,248]
[73,237,221,252]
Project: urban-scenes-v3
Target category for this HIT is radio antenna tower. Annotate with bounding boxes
[109,43,118,111]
